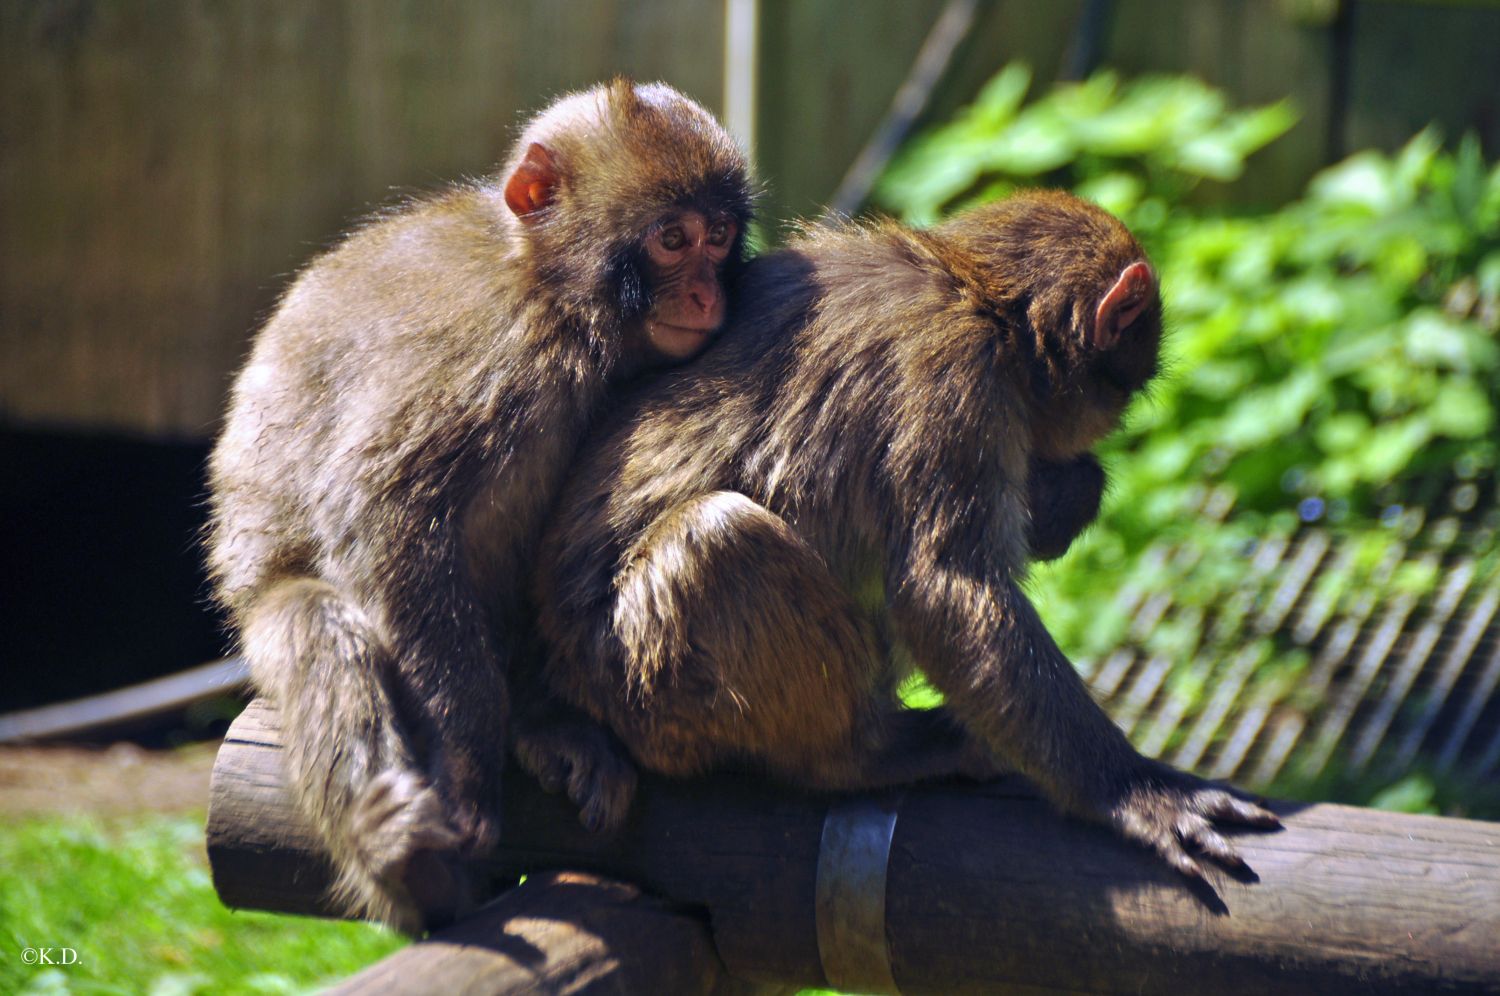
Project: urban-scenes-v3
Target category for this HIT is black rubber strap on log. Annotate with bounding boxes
[815,792,904,993]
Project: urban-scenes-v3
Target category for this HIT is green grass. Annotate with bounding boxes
[0,813,405,995]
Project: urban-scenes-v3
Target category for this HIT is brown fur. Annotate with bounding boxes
[207,79,751,932]
[522,190,1279,876]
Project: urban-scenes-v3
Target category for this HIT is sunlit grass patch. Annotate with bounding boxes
[0,813,404,995]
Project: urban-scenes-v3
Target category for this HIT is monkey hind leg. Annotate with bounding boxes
[603,491,905,792]
[240,577,470,933]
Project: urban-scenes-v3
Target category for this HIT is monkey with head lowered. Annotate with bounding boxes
[207,80,752,931]
[520,189,1280,878]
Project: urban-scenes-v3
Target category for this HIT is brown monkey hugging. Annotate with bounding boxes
[207,80,752,932]
[520,190,1280,878]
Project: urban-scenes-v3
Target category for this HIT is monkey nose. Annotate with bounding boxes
[688,285,718,316]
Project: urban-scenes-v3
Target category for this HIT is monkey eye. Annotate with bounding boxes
[708,219,733,246]
[659,226,687,251]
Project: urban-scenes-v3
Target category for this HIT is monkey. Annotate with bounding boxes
[511,449,1112,834]
[517,189,1280,879]
[206,79,753,932]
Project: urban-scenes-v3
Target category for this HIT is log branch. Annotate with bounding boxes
[208,699,1500,994]
[325,870,784,996]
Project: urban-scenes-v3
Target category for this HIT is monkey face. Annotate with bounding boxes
[638,209,740,362]
[498,79,754,373]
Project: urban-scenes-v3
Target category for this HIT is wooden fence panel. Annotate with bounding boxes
[754,0,1082,236]
[1344,1,1500,157]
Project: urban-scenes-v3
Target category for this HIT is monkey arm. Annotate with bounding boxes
[889,543,1133,807]
[894,555,1278,877]
[1025,452,1106,561]
[886,456,1278,878]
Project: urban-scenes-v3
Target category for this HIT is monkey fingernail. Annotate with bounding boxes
[1235,801,1282,827]
[1174,853,1205,879]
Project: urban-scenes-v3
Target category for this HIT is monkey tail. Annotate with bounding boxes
[239,577,464,934]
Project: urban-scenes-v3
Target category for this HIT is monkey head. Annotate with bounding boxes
[940,190,1163,459]
[500,79,754,368]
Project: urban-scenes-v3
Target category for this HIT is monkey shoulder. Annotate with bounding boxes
[323,186,511,296]
[258,187,527,382]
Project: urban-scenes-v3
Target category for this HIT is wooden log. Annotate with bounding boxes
[324,870,785,996]
[209,700,1500,995]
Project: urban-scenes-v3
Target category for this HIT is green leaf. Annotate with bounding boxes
[1427,378,1493,438]
[1369,774,1439,814]
[972,62,1032,127]
[1216,369,1325,450]
[1315,412,1372,454]
[1403,308,1497,372]
[1221,101,1300,157]
[1451,131,1488,221]
[1307,151,1395,212]
[1355,417,1432,482]
[1393,127,1444,196]
[1174,132,1247,181]
[980,109,1076,175]
[1074,172,1146,217]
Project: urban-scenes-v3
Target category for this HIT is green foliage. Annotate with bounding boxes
[878,68,1499,530]
[0,815,404,995]
[881,67,1499,526]
[876,63,1297,231]
[1049,130,1496,647]
[879,66,1500,815]
[1148,129,1500,519]
[1274,764,1500,821]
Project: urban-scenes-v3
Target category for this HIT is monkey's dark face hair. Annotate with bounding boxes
[507,79,754,345]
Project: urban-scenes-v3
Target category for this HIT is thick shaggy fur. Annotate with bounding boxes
[525,191,1278,876]
[207,80,751,931]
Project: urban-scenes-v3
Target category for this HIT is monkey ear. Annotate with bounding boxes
[1092,261,1155,350]
[504,143,560,222]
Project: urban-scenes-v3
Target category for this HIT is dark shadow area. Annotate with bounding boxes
[0,426,223,714]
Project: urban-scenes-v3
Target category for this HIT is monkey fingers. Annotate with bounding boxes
[513,710,640,833]
[420,729,507,858]
[1107,761,1281,880]
[1173,816,1246,872]
[1192,784,1284,829]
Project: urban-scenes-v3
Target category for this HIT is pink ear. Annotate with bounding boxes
[1093,261,1155,349]
[504,143,559,221]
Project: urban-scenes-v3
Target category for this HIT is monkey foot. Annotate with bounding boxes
[353,769,474,931]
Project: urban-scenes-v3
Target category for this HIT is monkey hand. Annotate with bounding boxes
[1026,453,1106,561]
[513,712,639,834]
[1100,759,1281,879]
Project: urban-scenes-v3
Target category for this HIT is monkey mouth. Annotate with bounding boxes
[648,320,718,338]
